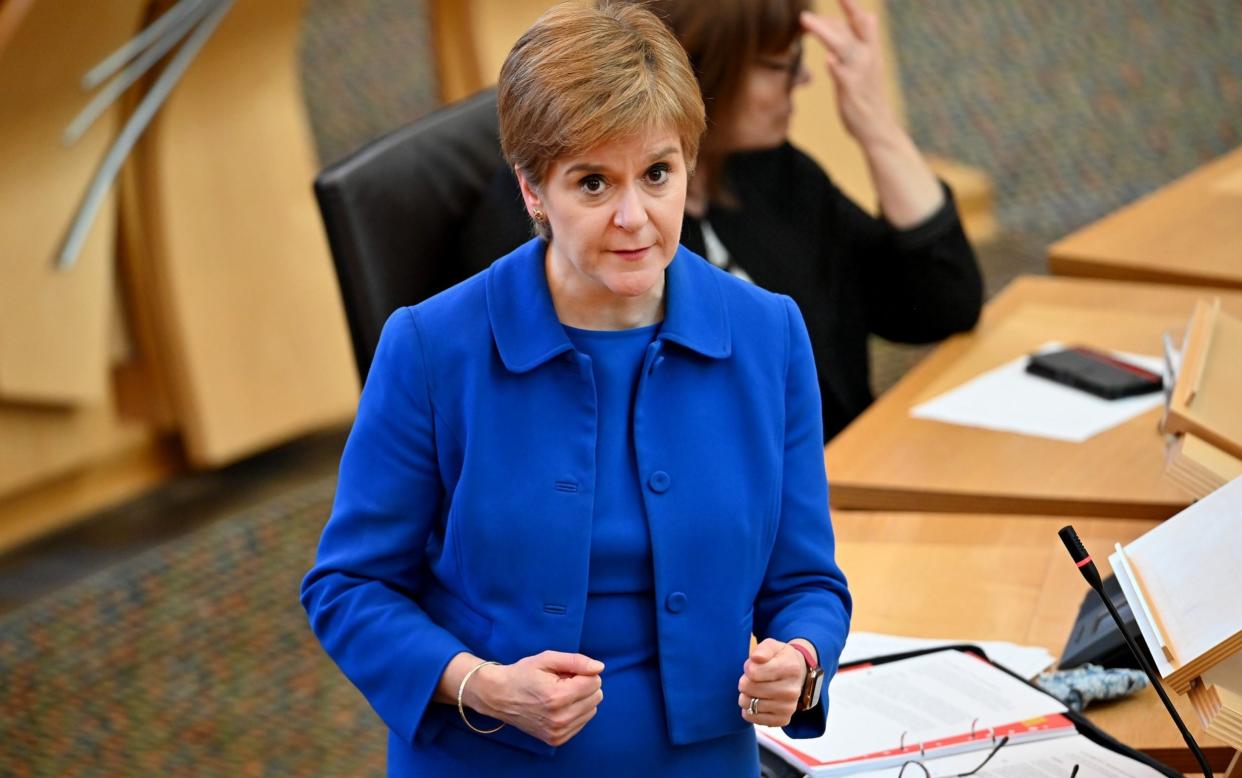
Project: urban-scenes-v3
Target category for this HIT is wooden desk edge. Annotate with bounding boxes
[1047,252,1242,291]
[827,483,1184,521]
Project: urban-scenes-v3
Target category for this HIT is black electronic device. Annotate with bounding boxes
[1026,346,1163,400]
[1060,573,1155,670]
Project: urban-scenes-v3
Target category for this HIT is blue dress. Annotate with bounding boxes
[393,322,759,776]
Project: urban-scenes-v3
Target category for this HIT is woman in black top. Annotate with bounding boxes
[461,0,982,440]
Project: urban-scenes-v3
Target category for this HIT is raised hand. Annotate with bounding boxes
[799,0,898,147]
[738,638,807,727]
[466,650,606,746]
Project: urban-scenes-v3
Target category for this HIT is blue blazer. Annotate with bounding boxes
[302,238,852,760]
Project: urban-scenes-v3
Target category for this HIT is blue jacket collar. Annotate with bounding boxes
[485,238,732,373]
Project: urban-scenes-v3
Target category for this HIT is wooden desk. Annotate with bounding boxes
[1049,146,1242,290]
[825,276,1242,519]
[832,510,1233,774]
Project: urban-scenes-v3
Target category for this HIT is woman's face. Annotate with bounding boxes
[721,39,810,152]
[519,128,688,303]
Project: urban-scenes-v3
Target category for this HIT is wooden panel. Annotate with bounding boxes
[430,0,482,104]
[0,381,152,500]
[833,510,1233,773]
[825,276,1242,519]
[131,0,358,466]
[0,0,147,403]
[1049,146,1242,290]
[0,432,179,554]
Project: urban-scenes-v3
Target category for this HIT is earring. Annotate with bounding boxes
[532,208,545,222]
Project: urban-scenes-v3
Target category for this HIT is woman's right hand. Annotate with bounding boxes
[465,651,605,746]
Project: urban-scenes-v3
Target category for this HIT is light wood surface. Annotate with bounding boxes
[0,0,146,403]
[832,510,1233,773]
[1165,302,1242,461]
[127,0,358,466]
[0,433,181,555]
[1048,146,1242,290]
[825,275,1242,519]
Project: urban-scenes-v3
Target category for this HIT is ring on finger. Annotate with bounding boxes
[748,696,761,716]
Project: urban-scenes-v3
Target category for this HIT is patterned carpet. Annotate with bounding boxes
[890,0,1242,246]
[0,478,388,776]
[3,2,1241,775]
[298,0,439,166]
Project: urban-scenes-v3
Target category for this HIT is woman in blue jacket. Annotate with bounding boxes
[301,2,852,774]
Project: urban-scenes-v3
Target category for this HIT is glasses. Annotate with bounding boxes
[755,40,804,87]
[894,736,1082,777]
[896,736,1009,777]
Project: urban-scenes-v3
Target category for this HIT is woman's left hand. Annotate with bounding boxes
[799,0,897,148]
[738,638,806,726]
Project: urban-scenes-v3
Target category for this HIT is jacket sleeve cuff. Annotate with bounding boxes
[887,181,962,252]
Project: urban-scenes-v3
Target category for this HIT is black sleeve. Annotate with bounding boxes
[829,175,984,344]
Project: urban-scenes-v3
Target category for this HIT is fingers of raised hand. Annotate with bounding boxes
[838,0,878,43]
[800,11,854,56]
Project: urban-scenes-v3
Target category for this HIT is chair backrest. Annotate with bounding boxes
[314,88,504,380]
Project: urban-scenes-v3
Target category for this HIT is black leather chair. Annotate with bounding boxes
[314,88,505,381]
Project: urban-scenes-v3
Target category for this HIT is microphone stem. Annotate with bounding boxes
[1095,582,1214,777]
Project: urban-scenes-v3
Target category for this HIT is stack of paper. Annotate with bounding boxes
[758,649,1168,776]
[840,631,1056,680]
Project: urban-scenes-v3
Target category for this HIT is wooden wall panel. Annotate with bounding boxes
[130,0,358,466]
[0,0,148,404]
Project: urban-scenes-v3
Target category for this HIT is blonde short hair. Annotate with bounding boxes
[497,0,706,238]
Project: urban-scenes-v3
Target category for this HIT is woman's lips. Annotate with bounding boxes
[610,246,651,261]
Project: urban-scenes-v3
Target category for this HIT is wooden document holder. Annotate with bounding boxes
[1108,476,1242,696]
[1163,300,1242,460]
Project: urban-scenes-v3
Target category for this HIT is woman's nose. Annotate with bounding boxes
[613,185,649,231]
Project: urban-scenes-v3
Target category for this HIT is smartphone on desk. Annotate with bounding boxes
[1025,346,1163,400]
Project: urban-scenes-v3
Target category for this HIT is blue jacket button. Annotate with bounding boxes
[665,592,687,613]
[648,471,671,493]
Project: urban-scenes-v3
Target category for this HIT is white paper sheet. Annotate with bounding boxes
[759,650,1067,774]
[847,733,1168,777]
[909,342,1165,442]
[840,631,1056,680]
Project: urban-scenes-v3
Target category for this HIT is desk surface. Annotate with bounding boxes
[1048,146,1242,290]
[824,275,1242,519]
[832,510,1231,773]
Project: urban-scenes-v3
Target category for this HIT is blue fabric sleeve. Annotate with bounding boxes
[300,308,470,745]
[756,296,853,738]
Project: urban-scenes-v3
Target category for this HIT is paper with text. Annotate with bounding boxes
[759,650,1068,775]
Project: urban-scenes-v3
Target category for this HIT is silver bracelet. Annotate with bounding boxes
[457,660,504,734]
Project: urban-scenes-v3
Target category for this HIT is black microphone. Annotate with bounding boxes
[1058,525,1213,777]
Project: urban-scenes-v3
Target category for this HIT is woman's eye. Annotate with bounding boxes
[646,164,670,185]
[579,175,606,195]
